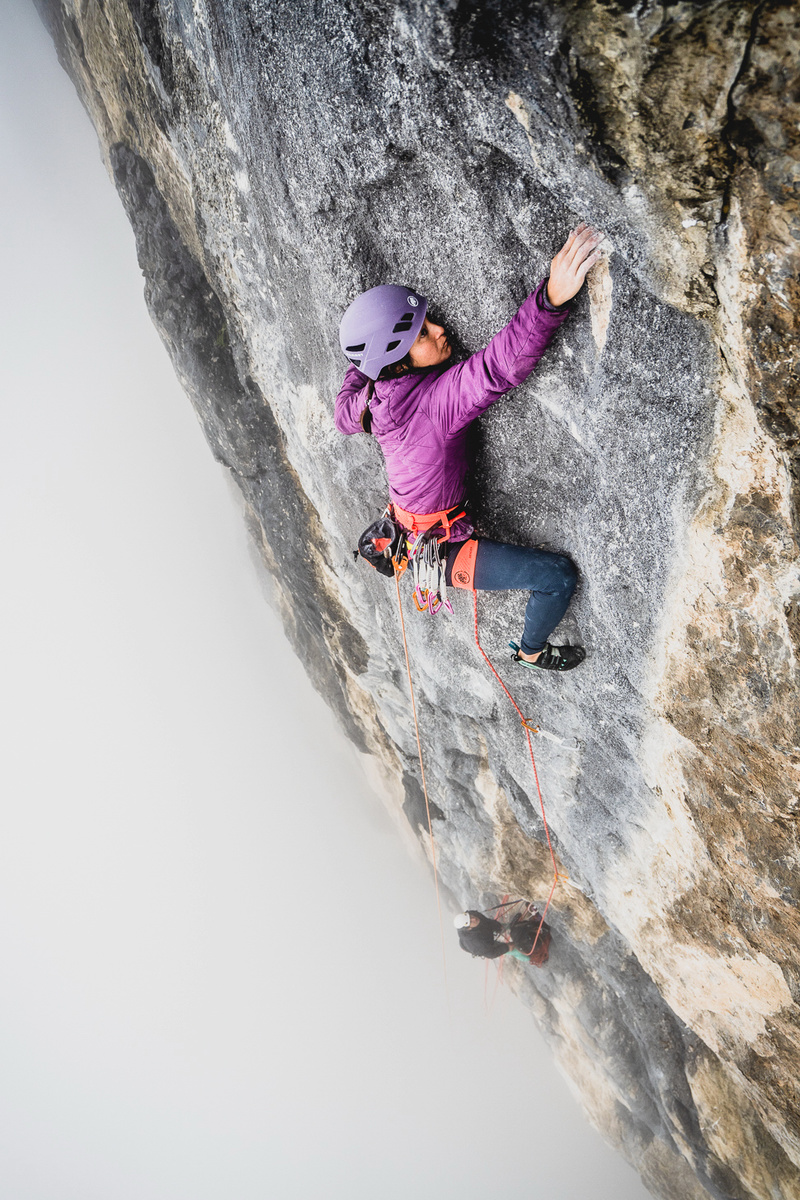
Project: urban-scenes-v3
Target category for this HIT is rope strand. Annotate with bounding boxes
[394,569,451,1004]
[472,590,560,954]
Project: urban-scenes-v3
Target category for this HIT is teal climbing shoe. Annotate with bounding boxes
[509,641,586,672]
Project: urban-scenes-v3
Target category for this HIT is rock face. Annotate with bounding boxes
[38,2,798,1196]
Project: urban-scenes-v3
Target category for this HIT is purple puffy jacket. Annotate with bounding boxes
[335,280,570,541]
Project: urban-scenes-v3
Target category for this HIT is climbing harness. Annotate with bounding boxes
[389,501,466,543]
[354,500,465,616]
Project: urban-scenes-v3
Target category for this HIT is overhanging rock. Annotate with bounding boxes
[37,2,800,1196]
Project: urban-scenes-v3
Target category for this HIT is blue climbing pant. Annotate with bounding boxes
[451,538,578,655]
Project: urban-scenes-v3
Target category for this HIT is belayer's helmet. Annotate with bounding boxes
[339,284,427,380]
[453,913,471,930]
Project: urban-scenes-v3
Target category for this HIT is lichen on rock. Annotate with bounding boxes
[36,1,800,1197]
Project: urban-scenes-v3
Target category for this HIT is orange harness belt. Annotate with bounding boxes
[390,501,466,542]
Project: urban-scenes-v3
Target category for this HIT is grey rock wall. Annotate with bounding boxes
[37,2,799,1197]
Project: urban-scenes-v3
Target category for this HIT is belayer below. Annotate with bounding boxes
[335,224,602,670]
[454,907,551,967]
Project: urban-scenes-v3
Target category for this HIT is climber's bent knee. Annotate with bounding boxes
[549,553,578,603]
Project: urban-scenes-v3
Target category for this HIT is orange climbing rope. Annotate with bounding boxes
[484,954,504,1014]
[394,569,450,1001]
[472,590,561,954]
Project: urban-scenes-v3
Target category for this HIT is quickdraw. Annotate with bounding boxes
[390,500,465,617]
[409,529,451,615]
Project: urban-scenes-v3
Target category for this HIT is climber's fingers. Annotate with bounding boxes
[566,223,602,264]
[562,222,589,257]
[577,247,602,279]
[546,224,604,306]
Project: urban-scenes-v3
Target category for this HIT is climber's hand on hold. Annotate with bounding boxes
[546,223,604,307]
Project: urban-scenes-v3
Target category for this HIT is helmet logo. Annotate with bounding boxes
[407,296,419,307]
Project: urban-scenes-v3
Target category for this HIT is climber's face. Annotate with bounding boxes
[408,317,452,368]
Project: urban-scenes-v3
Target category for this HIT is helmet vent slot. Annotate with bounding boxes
[392,315,414,332]
[385,339,401,352]
[348,357,362,366]
[345,342,366,352]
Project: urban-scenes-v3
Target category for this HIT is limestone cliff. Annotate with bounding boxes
[36,2,799,1197]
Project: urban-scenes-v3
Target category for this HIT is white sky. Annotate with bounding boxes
[0,4,651,1197]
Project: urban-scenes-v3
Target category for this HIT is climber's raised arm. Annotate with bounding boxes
[434,224,602,434]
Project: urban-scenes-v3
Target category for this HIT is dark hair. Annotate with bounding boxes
[377,353,413,381]
[377,355,453,382]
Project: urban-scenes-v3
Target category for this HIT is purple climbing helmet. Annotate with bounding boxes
[339,284,428,380]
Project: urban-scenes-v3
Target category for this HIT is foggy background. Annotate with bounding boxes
[0,4,649,1197]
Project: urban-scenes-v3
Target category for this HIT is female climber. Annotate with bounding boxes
[334,224,602,671]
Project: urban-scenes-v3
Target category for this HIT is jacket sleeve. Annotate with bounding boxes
[334,366,372,435]
[432,279,571,436]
